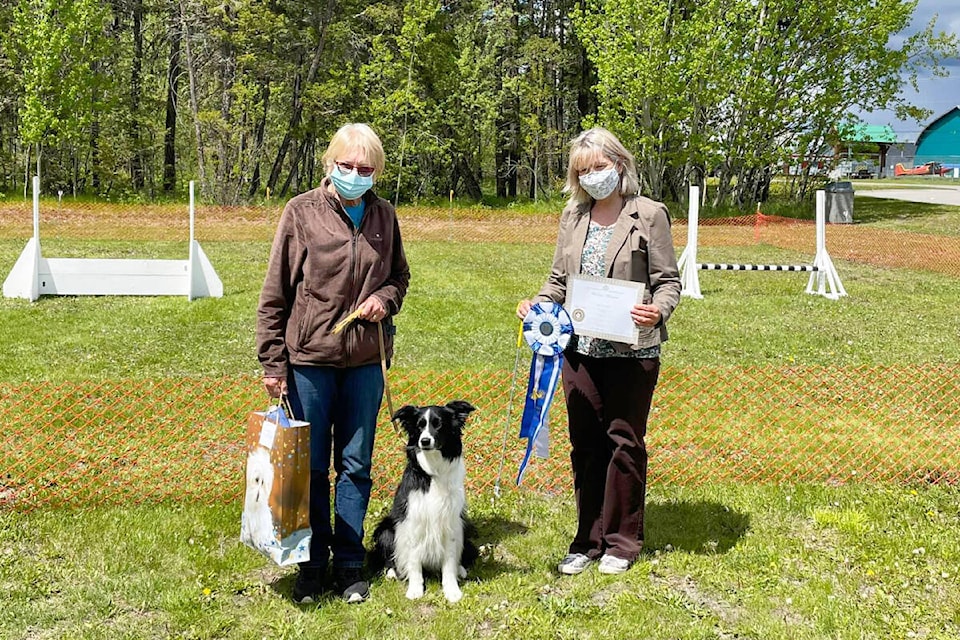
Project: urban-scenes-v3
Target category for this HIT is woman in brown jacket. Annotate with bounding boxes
[257,123,410,604]
[517,127,680,577]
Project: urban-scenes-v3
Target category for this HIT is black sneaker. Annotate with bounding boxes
[292,567,325,604]
[335,567,369,604]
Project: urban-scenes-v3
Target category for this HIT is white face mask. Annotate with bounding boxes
[578,167,620,200]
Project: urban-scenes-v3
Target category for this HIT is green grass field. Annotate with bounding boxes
[2,195,960,638]
[2,236,960,380]
[3,483,959,639]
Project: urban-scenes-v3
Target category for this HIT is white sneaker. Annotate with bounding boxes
[557,553,593,575]
[597,554,630,575]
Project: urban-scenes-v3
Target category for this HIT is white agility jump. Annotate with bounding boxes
[3,178,222,301]
[677,186,845,300]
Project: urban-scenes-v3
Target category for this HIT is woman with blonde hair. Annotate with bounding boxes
[257,123,410,603]
[517,127,680,576]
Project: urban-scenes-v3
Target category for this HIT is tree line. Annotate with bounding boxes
[0,0,955,206]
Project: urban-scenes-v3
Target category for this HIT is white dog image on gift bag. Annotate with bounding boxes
[241,447,277,551]
[240,404,312,566]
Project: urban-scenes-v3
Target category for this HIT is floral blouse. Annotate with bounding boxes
[575,219,661,359]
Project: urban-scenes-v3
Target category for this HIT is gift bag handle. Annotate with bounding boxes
[278,394,295,422]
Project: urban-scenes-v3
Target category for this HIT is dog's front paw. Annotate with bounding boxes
[443,584,463,603]
[385,568,398,580]
[457,565,467,580]
[405,583,425,600]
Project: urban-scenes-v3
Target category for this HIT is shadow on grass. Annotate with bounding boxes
[645,499,750,555]
[470,513,530,579]
[851,197,944,225]
[472,513,529,545]
[268,573,299,603]
[266,513,531,602]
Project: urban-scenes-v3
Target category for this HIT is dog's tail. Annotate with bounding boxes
[367,516,397,574]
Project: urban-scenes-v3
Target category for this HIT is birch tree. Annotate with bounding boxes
[11,0,107,190]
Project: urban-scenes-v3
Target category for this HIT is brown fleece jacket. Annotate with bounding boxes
[256,179,410,377]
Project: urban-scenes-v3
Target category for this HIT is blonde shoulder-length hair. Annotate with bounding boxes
[563,127,640,207]
[321,123,386,179]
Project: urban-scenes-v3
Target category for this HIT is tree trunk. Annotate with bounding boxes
[163,7,181,193]
[129,0,145,190]
[495,1,520,198]
[248,82,270,198]
[455,153,483,200]
[279,135,308,198]
[179,0,207,196]
[90,54,101,192]
[217,3,237,203]
[573,0,596,127]
[266,0,336,194]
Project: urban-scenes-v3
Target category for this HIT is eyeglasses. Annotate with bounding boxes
[577,160,614,176]
[335,161,376,177]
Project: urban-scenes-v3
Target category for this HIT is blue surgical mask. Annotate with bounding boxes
[329,165,374,200]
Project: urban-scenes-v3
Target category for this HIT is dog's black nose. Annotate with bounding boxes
[419,437,433,448]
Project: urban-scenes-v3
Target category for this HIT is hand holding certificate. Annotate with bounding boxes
[568,274,646,345]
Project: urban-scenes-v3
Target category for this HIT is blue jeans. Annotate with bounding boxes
[287,363,383,571]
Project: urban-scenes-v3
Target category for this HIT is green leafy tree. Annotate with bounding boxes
[574,0,958,206]
[11,0,107,186]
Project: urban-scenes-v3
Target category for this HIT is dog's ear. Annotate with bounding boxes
[445,400,475,426]
[392,404,420,428]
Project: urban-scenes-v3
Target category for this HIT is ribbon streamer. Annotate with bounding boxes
[517,301,573,485]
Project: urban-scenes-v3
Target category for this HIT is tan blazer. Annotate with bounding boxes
[534,195,681,352]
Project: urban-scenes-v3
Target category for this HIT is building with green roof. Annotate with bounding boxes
[835,124,898,177]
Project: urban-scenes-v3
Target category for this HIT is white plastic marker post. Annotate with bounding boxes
[805,189,847,300]
[677,185,702,299]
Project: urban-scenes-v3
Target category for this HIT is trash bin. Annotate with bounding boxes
[825,181,854,224]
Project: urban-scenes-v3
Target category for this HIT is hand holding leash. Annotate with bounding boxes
[358,295,387,322]
[333,296,389,334]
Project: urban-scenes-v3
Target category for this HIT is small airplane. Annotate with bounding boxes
[894,161,951,177]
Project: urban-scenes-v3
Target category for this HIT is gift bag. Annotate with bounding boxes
[240,402,312,566]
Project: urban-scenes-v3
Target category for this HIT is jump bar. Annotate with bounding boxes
[697,263,818,272]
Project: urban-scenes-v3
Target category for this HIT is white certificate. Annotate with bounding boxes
[567,275,646,345]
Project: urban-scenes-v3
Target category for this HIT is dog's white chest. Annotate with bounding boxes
[394,457,466,572]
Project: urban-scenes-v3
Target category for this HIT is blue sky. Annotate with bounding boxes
[854,0,960,142]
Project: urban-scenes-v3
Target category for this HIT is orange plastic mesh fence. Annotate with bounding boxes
[3,201,959,276]
[3,201,960,512]
[2,365,958,511]
[0,201,561,244]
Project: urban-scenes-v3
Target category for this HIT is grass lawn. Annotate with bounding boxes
[2,195,959,637]
[2,236,960,380]
[2,483,959,639]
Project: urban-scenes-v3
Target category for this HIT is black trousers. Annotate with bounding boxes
[562,351,660,561]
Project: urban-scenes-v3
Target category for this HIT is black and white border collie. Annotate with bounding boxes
[369,401,479,603]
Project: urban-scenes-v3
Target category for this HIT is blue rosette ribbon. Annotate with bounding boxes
[517,301,573,485]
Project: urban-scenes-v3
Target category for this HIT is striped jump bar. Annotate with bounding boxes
[697,263,818,272]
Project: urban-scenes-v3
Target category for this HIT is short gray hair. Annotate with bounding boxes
[321,123,386,178]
